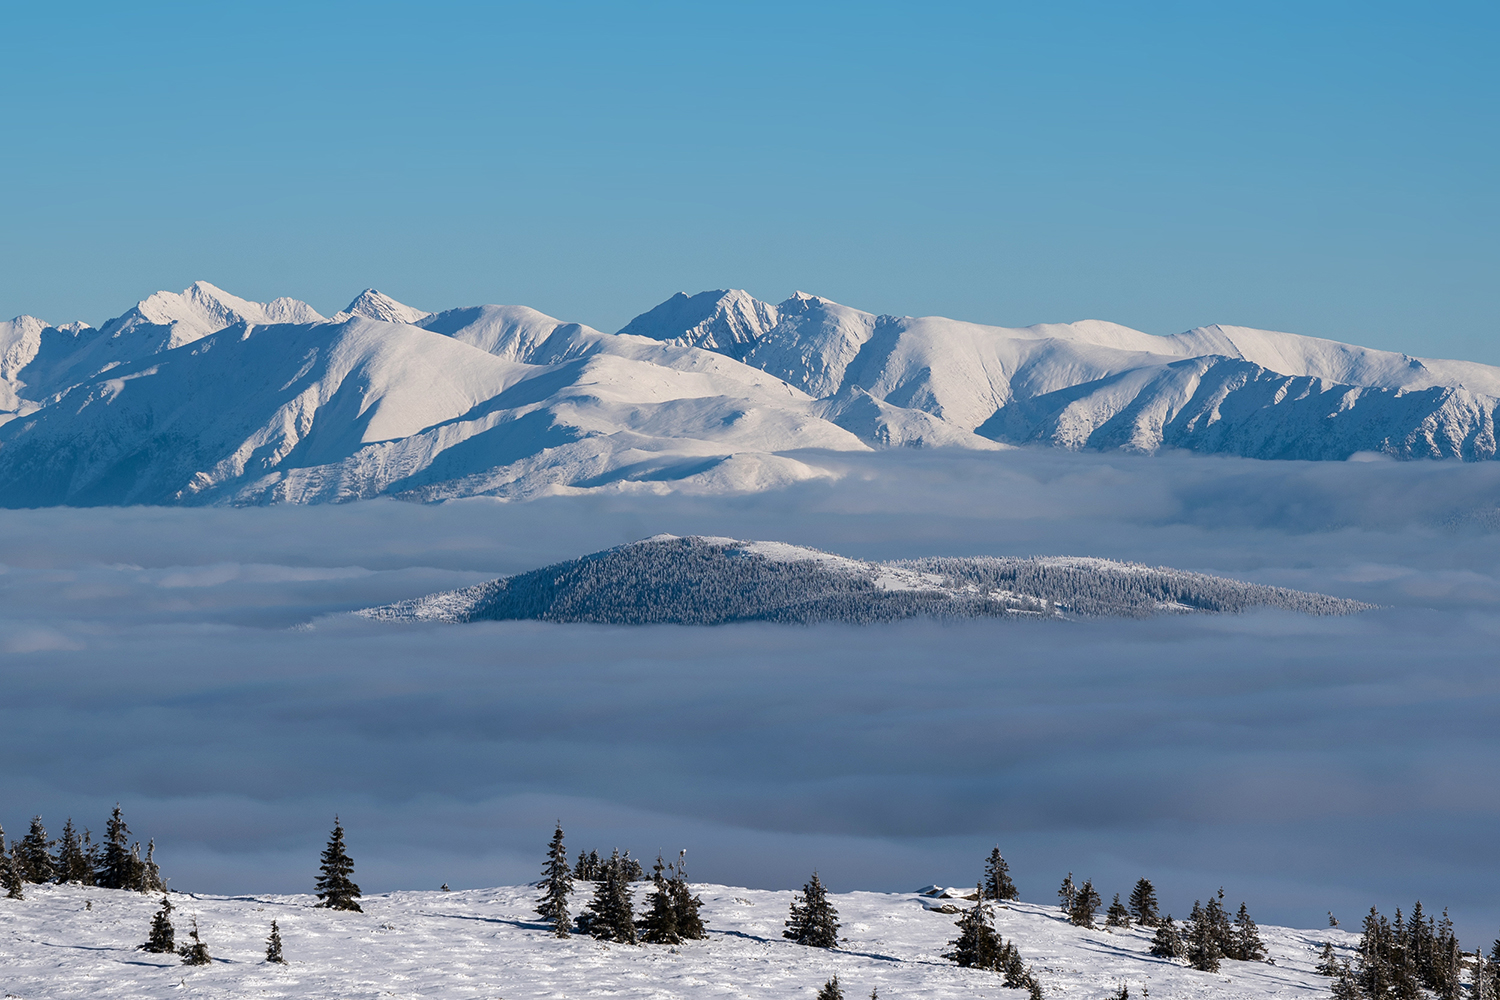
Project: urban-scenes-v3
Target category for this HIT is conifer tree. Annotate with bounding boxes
[1057,873,1076,913]
[983,847,1018,901]
[669,851,706,940]
[784,871,839,948]
[816,975,844,1000]
[1233,902,1266,962]
[98,805,140,890]
[1331,961,1362,1000]
[638,855,681,945]
[19,816,55,884]
[266,920,285,963]
[55,819,89,885]
[1070,879,1102,929]
[1201,891,1233,958]
[4,847,25,900]
[1186,900,1222,972]
[142,840,164,893]
[1474,950,1492,1000]
[314,817,362,912]
[585,850,601,879]
[1316,941,1340,976]
[1128,878,1158,927]
[574,850,589,880]
[578,850,636,943]
[178,916,211,965]
[944,885,1000,969]
[1106,893,1131,929]
[535,823,573,938]
[142,894,176,953]
[1149,915,1185,959]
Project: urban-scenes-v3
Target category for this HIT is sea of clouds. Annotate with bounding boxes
[2,448,1499,939]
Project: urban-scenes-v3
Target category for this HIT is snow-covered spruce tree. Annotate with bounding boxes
[1331,961,1362,1000]
[983,847,1018,901]
[314,817,362,912]
[1106,893,1131,929]
[142,894,176,953]
[179,916,211,965]
[1200,891,1233,959]
[266,920,285,963]
[944,885,1000,970]
[1128,878,1158,927]
[583,850,602,880]
[4,847,25,900]
[1185,900,1222,972]
[98,805,143,890]
[573,850,589,880]
[669,851,706,940]
[1232,902,1266,962]
[578,850,637,943]
[1057,873,1076,913]
[535,823,573,938]
[142,839,164,893]
[784,871,839,948]
[1474,949,1492,1000]
[621,852,645,882]
[56,819,89,885]
[19,816,55,884]
[816,975,844,1000]
[1070,879,1102,929]
[1316,941,1340,976]
[1149,914,1185,959]
[638,855,681,945]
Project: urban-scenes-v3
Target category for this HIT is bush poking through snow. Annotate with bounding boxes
[815,974,844,1000]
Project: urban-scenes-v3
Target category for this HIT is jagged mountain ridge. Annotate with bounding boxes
[355,534,1369,625]
[1,281,1498,506]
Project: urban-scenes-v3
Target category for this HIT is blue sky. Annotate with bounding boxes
[2,1,1496,354]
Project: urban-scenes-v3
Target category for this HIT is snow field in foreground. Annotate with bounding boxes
[0,882,1356,999]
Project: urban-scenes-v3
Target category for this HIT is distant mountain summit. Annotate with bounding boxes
[1,279,1499,506]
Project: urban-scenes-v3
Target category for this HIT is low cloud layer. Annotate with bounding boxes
[2,449,1499,939]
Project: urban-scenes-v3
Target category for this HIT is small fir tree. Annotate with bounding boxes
[1149,914,1185,959]
[638,855,681,945]
[578,850,637,943]
[1106,893,1131,929]
[56,819,89,885]
[669,851,706,940]
[535,823,573,938]
[142,840,164,893]
[179,916,211,965]
[1057,873,1076,913]
[1316,941,1340,976]
[1128,878,1158,927]
[784,871,839,948]
[19,816,55,884]
[142,894,176,953]
[574,850,589,880]
[983,846,1018,901]
[266,920,285,963]
[314,817,362,912]
[944,885,1001,969]
[1331,961,1362,1000]
[1070,879,1102,929]
[98,805,143,890]
[1186,900,1222,972]
[816,975,844,1000]
[3,847,24,900]
[1233,902,1266,962]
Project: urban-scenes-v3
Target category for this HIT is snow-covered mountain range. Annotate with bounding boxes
[3,281,1498,506]
[355,534,1368,624]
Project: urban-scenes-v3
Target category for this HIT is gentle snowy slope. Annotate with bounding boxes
[5,280,1500,506]
[0,882,1356,1000]
[355,534,1368,624]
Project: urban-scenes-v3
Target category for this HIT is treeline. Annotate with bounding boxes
[536,825,705,945]
[1319,902,1478,999]
[0,807,164,899]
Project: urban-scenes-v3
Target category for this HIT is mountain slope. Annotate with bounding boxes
[5,280,1500,507]
[356,534,1368,625]
[0,881,1360,1000]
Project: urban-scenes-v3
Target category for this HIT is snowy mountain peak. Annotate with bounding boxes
[616,289,779,358]
[337,289,431,325]
[101,281,325,347]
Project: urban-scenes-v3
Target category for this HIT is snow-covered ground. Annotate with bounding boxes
[0,882,1354,999]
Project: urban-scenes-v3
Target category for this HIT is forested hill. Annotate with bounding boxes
[355,535,1370,625]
